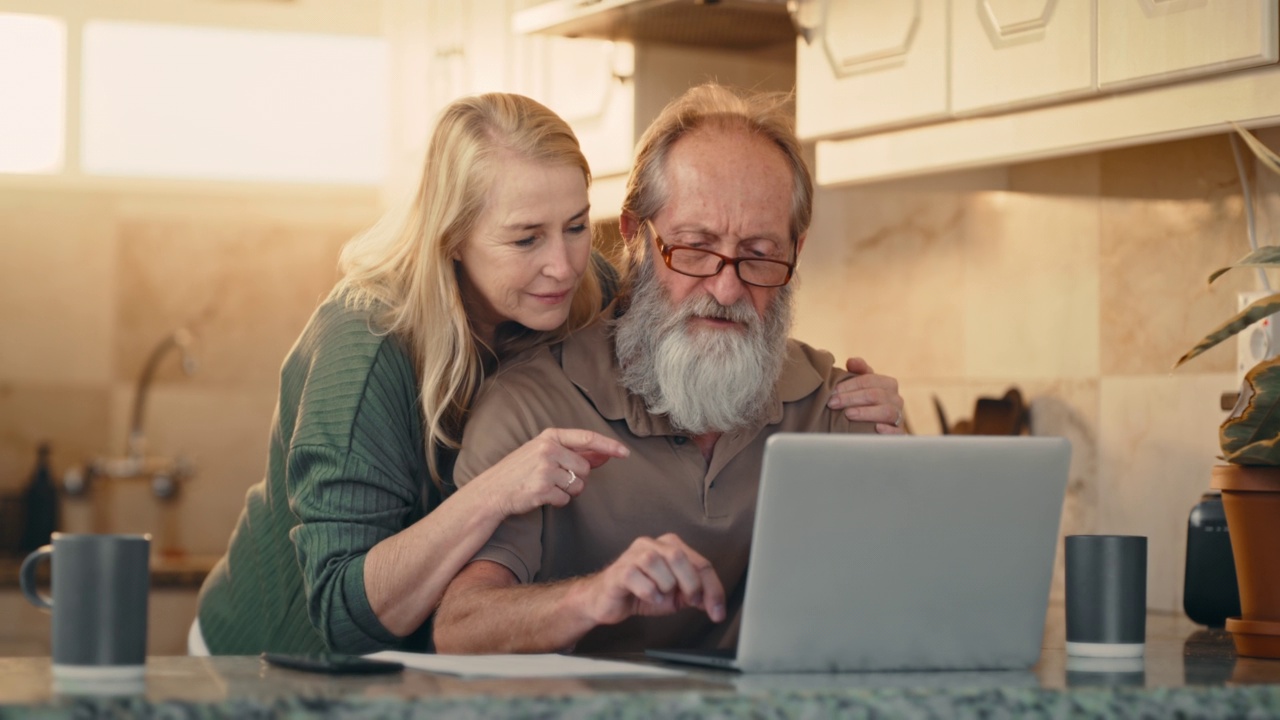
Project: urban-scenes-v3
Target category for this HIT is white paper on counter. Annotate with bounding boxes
[364,651,685,679]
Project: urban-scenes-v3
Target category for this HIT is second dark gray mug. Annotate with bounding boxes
[1065,534,1147,658]
[20,533,151,678]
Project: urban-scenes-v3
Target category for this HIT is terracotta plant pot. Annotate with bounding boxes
[1210,465,1280,659]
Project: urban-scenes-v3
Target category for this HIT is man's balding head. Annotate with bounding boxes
[618,84,812,296]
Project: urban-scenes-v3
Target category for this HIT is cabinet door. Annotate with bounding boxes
[386,0,518,189]
[1099,0,1279,90]
[426,1,467,123]
[796,0,948,140]
[519,36,636,178]
[461,0,515,95]
[384,0,435,194]
[951,0,1096,115]
[382,0,467,166]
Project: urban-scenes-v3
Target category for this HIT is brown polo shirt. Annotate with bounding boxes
[453,319,874,652]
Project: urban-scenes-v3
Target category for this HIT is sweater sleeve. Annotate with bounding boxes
[285,335,428,653]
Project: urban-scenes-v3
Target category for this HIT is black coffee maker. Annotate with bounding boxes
[1183,491,1242,627]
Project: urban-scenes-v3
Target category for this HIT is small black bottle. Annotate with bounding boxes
[18,442,59,553]
[1183,491,1241,627]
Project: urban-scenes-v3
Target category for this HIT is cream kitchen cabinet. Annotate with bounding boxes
[385,1,793,213]
[949,0,1095,116]
[805,0,1280,187]
[516,36,638,180]
[384,0,453,196]
[795,0,949,140]
[384,0,516,196]
[1099,0,1278,91]
[385,0,639,208]
[510,18,794,217]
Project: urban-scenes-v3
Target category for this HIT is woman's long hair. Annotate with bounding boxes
[332,93,602,487]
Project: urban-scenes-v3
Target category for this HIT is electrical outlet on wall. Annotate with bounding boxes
[1237,290,1280,388]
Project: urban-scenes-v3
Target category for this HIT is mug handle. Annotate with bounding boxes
[19,545,53,610]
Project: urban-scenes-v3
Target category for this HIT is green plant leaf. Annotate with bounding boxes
[1224,437,1280,465]
[1232,122,1280,177]
[1208,246,1280,284]
[1222,356,1280,465]
[1175,294,1280,367]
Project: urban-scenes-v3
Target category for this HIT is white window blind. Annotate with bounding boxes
[81,21,388,184]
[0,13,66,174]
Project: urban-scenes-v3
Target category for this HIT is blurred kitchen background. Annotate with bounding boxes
[2,0,1279,654]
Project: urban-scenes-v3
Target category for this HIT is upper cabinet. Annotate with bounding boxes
[384,0,517,195]
[950,0,1095,116]
[517,36,637,180]
[796,0,949,139]
[803,0,1280,186]
[512,3,796,215]
[1098,0,1278,89]
[386,1,793,216]
[383,0,1280,193]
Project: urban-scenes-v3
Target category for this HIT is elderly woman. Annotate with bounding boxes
[194,92,904,655]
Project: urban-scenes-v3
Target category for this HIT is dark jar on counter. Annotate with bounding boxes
[1183,491,1242,627]
[18,442,59,553]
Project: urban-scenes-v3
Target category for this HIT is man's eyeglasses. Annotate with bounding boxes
[646,221,795,288]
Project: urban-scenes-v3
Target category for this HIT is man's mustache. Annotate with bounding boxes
[680,295,757,325]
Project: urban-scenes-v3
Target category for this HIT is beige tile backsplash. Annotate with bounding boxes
[794,131,1280,613]
[115,218,353,391]
[100,384,278,556]
[795,186,969,380]
[0,385,112,500]
[0,186,379,560]
[1096,373,1235,612]
[962,187,1100,380]
[0,191,116,387]
[3,129,1278,616]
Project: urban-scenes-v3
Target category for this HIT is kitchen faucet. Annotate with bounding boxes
[63,326,197,501]
[58,325,199,555]
[128,326,197,462]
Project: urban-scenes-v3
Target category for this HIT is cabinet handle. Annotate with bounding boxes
[788,0,821,45]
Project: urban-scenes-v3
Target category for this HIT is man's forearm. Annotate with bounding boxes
[434,562,603,653]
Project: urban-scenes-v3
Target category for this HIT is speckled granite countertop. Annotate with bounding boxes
[5,684,1280,719]
[1,612,1278,719]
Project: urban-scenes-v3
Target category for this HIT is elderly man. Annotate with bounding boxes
[433,84,900,654]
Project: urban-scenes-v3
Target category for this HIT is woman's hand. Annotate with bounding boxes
[474,428,630,518]
[829,357,907,435]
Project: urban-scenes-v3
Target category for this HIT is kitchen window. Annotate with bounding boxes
[81,21,388,184]
[0,13,66,174]
[0,7,388,186]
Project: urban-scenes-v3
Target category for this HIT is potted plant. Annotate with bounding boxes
[1175,127,1280,659]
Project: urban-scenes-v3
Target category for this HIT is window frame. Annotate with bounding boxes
[0,0,388,192]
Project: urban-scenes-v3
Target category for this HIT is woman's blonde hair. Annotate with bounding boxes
[332,93,601,487]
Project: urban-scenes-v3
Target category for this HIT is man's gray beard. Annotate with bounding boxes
[613,260,794,435]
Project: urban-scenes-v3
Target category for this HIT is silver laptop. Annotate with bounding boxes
[647,433,1071,673]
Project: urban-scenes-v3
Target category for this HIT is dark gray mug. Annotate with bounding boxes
[1065,534,1147,658]
[1065,655,1145,688]
[20,533,151,678]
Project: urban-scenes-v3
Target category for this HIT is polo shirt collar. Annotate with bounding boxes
[561,313,825,438]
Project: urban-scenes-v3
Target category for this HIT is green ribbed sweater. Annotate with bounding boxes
[197,254,616,654]
[196,297,441,654]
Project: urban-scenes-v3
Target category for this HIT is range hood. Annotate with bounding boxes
[513,0,801,51]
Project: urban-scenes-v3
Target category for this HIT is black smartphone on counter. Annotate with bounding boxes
[261,652,405,675]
